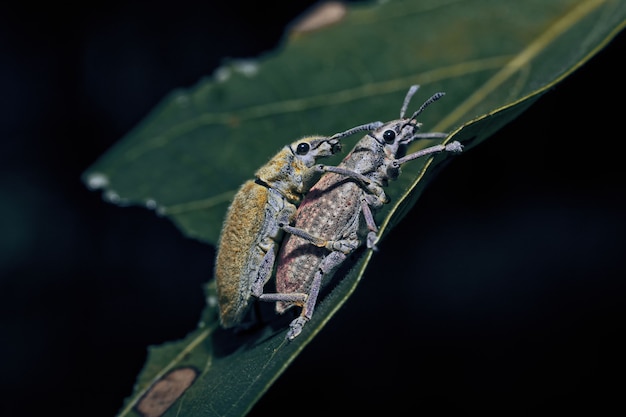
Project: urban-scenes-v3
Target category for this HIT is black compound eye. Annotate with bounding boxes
[383,130,396,143]
[296,142,310,155]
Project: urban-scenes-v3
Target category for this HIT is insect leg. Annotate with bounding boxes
[314,164,373,185]
[413,132,448,139]
[359,197,380,250]
[251,240,277,297]
[315,164,390,204]
[280,223,358,254]
[393,140,463,167]
[258,291,308,304]
[286,249,349,340]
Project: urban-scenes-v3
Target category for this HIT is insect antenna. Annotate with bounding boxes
[400,85,420,118]
[409,92,445,121]
[329,121,383,140]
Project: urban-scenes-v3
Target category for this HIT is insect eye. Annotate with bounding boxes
[296,143,310,155]
[383,130,396,143]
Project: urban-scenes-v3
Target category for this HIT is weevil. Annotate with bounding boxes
[215,121,383,328]
[260,85,463,339]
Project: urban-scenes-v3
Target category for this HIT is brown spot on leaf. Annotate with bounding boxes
[289,1,347,36]
[136,367,198,417]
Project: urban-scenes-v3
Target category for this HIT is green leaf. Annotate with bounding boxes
[83,0,625,416]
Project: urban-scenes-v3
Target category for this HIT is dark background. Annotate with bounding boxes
[1,1,624,416]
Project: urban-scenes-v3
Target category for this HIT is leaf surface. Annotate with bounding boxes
[83,1,626,416]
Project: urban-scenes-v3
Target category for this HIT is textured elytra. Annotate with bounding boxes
[275,177,362,309]
[214,181,270,327]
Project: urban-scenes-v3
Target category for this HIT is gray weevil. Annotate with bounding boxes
[214,122,382,328]
[261,85,463,339]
